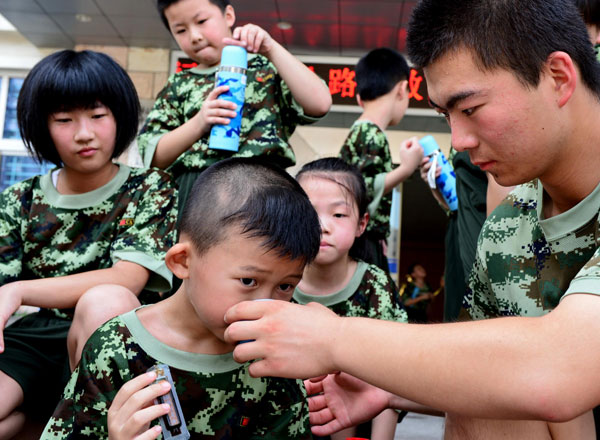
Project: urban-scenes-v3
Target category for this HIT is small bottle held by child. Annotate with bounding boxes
[420,135,458,211]
[208,45,247,151]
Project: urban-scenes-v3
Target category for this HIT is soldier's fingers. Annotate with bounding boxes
[110,371,157,413]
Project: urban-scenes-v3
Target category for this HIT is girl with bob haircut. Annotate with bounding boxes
[0,50,178,438]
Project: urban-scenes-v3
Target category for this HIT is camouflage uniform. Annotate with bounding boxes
[0,165,177,416]
[464,179,600,320]
[339,121,395,274]
[293,261,407,322]
[42,309,313,440]
[138,54,322,214]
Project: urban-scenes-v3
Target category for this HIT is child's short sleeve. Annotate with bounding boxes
[109,168,178,292]
[0,181,30,285]
[41,319,134,439]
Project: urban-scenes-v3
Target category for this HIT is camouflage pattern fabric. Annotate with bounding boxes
[0,165,177,319]
[464,179,600,320]
[339,120,393,238]
[138,54,321,178]
[41,310,313,439]
[293,261,407,322]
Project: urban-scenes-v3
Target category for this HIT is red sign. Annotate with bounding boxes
[175,57,429,109]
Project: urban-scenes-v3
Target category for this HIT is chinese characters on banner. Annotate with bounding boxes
[175,58,429,109]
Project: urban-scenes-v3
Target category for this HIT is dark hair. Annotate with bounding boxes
[407,0,600,98]
[574,0,600,26]
[180,157,321,265]
[17,50,140,167]
[356,48,411,101]
[296,157,369,261]
[157,0,231,30]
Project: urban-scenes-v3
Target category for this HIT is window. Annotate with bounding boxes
[2,77,24,139]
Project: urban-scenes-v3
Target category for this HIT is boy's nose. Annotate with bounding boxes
[190,26,204,42]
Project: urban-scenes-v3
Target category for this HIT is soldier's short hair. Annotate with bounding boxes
[180,157,321,264]
[295,157,369,262]
[156,0,231,31]
[407,0,600,99]
[17,50,140,167]
[355,48,410,102]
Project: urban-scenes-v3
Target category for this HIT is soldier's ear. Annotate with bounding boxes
[166,243,192,279]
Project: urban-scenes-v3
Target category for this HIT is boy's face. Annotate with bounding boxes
[164,0,235,68]
[182,230,304,349]
[424,48,565,187]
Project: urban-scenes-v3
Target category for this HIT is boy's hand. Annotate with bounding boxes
[195,86,238,138]
[107,371,171,440]
[0,283,23,352]
[398,136,425,172]
[224,24,274,55]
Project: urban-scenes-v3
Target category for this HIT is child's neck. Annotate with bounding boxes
[358,98,395,130]
[57,163,119,195]
[138,293,235,355]
[299,255,358,296]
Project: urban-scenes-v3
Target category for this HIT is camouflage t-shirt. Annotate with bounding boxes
[464,179,600,320]
[138,54,321,178]
[293,261,407,322]
[0,165,177,319]
[42,309,313,439]
[339,120,392,238]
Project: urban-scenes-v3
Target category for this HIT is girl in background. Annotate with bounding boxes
[294,157,406,440]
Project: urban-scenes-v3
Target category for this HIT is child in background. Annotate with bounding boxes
[0,50,177,438]
[139,0,332,218]
[339,48,423,276]
[42,158,321,440]
[293,158,407,440]
[398,263,433,323]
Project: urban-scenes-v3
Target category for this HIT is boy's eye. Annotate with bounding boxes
[240,278,257,287]
[197,19,207,25]
[333,213,346,218]
[462,107,475,116]
[279,283,294,293]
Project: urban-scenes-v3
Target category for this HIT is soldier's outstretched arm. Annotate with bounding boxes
[225,294,600,422]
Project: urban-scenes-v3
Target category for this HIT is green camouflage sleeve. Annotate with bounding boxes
[137,75,189,168]
[0,181,29,284]
[563,244,600,297]
[111,169,178,292]
[253,378,312,440]
[362,265,407,322]
[41,320,133,439]
[339,122,393,200]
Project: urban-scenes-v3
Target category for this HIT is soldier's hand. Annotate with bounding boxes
[108,371,170,440]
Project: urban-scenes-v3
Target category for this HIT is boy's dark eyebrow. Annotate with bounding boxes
[428,90,480,112]
[239,265,303,279]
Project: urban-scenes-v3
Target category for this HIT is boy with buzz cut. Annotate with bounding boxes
[41,157,321,440]
[339,48,424,275]
[139,0,332,218]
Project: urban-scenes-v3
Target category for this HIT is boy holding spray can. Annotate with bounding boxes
[139,0,331,219]
[338,48,424,277]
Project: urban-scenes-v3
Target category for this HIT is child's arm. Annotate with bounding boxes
[0,261,149,350]
[382,137,424,194]
[151,85,238,169]
[225,25,332,117]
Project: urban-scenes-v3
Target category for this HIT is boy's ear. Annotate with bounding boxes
[356,93,364,108]
[165,242,192,280]
[224,4,236,29]
[356,212,369,238]
[397,80,409,99]
[544,51,576,108]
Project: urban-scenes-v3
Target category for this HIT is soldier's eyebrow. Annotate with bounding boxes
[429,90,481,112]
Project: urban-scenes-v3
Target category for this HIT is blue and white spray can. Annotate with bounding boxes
[420,135,458,211]
[208,45,247,151]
